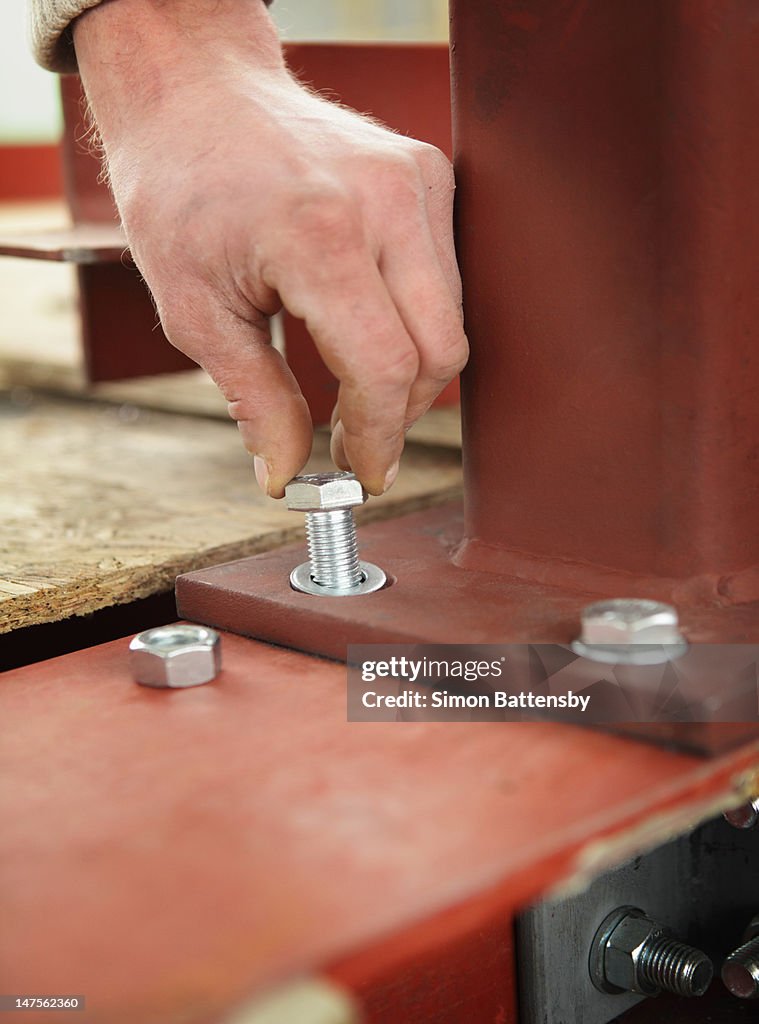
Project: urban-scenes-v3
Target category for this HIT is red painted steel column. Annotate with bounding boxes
[452,1,759,601]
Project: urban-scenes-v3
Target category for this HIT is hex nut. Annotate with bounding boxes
[285,472,366,512]
[129,624,221,688]
[603,910,666,995]
[580,599,683,646]
[590,907,667,996]
[573,599,688,664]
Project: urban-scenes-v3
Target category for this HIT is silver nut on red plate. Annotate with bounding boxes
[129,624,221,688]
[572,599,687,665]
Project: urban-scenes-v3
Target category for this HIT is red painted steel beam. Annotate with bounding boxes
[77,263,194,381]
[2,631,758,1021]
[0,144,62,201]
[452,0,759,598]
[59,75,118,225]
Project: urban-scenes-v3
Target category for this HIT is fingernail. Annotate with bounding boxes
[383,461,400,492]
[253,455,270,494]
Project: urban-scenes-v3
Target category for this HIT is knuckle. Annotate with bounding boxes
[427,332,470,382]
[409,141,455,189]
[343,340,418,392]
[341,416,404,446]
[375,343,420,385]
[155,306,186,349]
[155,290,209,357]
[157,301,188,342]
[376,152,424,206]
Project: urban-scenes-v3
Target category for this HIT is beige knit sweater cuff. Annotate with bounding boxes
[29,0,106,73]
[29,0,274,74]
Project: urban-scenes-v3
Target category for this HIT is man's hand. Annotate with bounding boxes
[74,0,467,497]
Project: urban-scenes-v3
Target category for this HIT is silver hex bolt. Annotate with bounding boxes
[572,598,688,665]
[129,624,221,687]
[590,906,713,999]
[722,915,759,999]
[285,472,387,597]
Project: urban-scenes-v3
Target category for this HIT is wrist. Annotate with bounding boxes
[74,0,286,147]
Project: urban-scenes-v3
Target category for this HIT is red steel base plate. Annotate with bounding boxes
[176,503,759,755]
[2,631,759,1022]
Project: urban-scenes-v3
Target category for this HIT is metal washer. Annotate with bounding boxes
[290,561,387,597]
[571,640,688,665]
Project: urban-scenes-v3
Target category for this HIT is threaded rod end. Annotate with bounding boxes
[305,509,363,589]
[637,936,713,997]
[722,936,759,999]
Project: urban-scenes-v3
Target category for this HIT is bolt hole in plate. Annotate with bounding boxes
[290,561,389,597]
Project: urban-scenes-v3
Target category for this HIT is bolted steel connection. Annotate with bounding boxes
[572,598,688,665]
[285,472,386,597]
[722,915,759,999]
[590,906,713,998]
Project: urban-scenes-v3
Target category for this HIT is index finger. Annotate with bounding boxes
[265,217,419,494]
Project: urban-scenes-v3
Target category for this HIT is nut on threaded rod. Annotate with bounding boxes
[285,472,387,597]
[590,906,713,998]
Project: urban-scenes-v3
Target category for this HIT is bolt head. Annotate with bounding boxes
[579,599,683,646]
[603,909,666,996]
[285,472,366,512]
[129,624,221,688]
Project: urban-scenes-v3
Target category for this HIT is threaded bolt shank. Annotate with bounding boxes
[637,936,713,997]
[722,935,759,999]
[305,509,363,589]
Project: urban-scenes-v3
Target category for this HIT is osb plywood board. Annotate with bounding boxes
[0,393,462,634]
